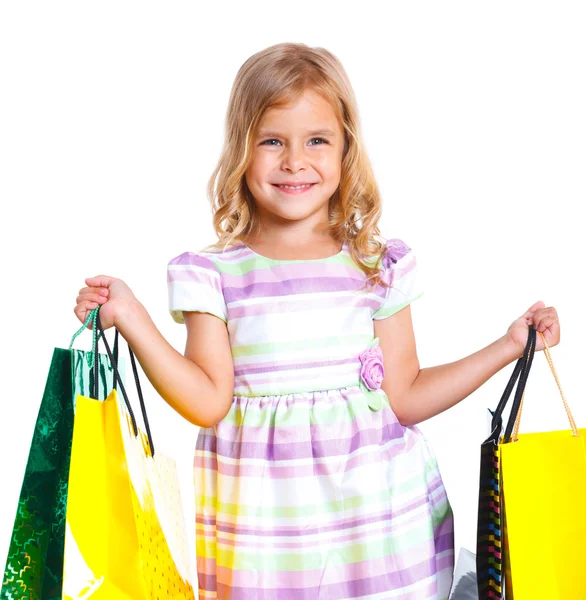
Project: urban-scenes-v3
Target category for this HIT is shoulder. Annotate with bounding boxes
[374,237,417,283]
[168,248,220,270]
[167,247,236,324]
[381,238,414,267]
[371,236,422,319]
[168,243,248,274]
[167,251,218,272]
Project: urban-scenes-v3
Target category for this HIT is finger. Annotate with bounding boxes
[523,300,545,317]
[537,321,560,347]
[85,275,115,288]
[76,292,108,305]
[74,301,100,324]
[533,306,557,317]
[534,314,558,332]
[77,288,109,301]
[532,307,558,323]
[78,286,109,297]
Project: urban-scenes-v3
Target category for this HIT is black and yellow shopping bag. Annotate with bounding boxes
[477,325,586,599]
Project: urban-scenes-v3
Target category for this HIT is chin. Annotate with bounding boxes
[253,196,321,220]
[272,208,319,222]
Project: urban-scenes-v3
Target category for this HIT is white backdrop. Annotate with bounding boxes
[1,1,585,586]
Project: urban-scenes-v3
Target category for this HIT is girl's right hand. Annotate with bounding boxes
[75,275,138,331]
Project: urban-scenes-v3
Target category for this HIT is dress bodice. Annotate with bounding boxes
[167,239,422,396]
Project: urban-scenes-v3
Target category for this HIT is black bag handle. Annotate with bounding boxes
[95,309,156,457]
[91,328,120,400]
[502,326,537,443]
[485,325,537,445]
[476,324,537,599]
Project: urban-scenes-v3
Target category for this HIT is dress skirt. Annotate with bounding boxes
[193,386,454,600]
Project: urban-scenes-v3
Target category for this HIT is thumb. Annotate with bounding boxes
[523,300,545,320]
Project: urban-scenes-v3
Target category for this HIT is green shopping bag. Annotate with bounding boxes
[1,309,121,599]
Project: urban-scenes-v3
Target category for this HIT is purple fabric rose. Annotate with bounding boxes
[358,344,385,391]
[382,238,412,270]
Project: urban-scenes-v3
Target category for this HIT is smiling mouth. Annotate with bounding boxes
[272,183,317,194]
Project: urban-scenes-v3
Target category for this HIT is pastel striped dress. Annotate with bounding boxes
[167,238,454,599]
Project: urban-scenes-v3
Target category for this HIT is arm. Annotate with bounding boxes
[375,305,522,427]
[76,274,234,428]
[371,239,560,427]
[115,299,234,428]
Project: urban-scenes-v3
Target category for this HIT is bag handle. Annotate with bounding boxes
[503,326,537,443]
[510,330,579,441]
[68,308,120,400]
[68,306,156,456]
[486,325,536,444]
[95,309,156,457]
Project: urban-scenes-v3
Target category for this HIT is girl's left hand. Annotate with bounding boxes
[506,300,560,357]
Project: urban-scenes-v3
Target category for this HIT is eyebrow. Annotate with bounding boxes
[258,129,336,138]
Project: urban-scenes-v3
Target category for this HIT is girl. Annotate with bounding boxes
[74,42,560,600]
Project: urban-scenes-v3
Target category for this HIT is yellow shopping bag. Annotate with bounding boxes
[499,328,586,599]
[63,309,195,599]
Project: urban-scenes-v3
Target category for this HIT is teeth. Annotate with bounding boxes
[278,184,313,189]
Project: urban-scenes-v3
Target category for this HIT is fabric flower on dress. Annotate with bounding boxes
[358,338,386,411]
[382,238,412,270]
[358,339,385,391]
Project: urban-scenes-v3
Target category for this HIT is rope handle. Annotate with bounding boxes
[511,330,579,441]
[69,307,100,367]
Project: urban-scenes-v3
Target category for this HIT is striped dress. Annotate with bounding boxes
[167,238,454,599]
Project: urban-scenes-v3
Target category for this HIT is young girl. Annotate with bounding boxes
[74,42,560,600]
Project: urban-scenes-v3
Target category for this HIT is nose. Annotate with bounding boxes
[281,143,307,172]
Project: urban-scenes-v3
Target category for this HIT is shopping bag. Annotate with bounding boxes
[1,311,120,599]
[476,329,534,600]
[62,308,195,599]
[449,548,478,600]
[477,326,586,599]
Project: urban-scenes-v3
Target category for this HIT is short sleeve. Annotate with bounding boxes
[167,251,227,324]
[372,238,424,320]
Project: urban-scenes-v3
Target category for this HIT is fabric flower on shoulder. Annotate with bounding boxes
[382,238,412,270]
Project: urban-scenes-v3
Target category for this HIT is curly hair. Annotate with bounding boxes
[205,42,389,289]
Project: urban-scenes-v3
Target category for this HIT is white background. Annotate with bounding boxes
[1,1,585,587]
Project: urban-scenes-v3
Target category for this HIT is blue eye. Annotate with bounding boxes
[260,138,328,146]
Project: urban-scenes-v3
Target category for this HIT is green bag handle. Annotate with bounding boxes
[68,307,119,400]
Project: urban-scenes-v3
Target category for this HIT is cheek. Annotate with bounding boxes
[315,151,342,180]
[322,163,342,188]
[256,152,278,171]
[246,156,269,182]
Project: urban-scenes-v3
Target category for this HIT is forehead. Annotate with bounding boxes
[258,89,341,135]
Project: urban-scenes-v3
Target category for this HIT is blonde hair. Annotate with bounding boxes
[205,42,389,288]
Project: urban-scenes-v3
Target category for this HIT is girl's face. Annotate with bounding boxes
[245,88,345,227]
